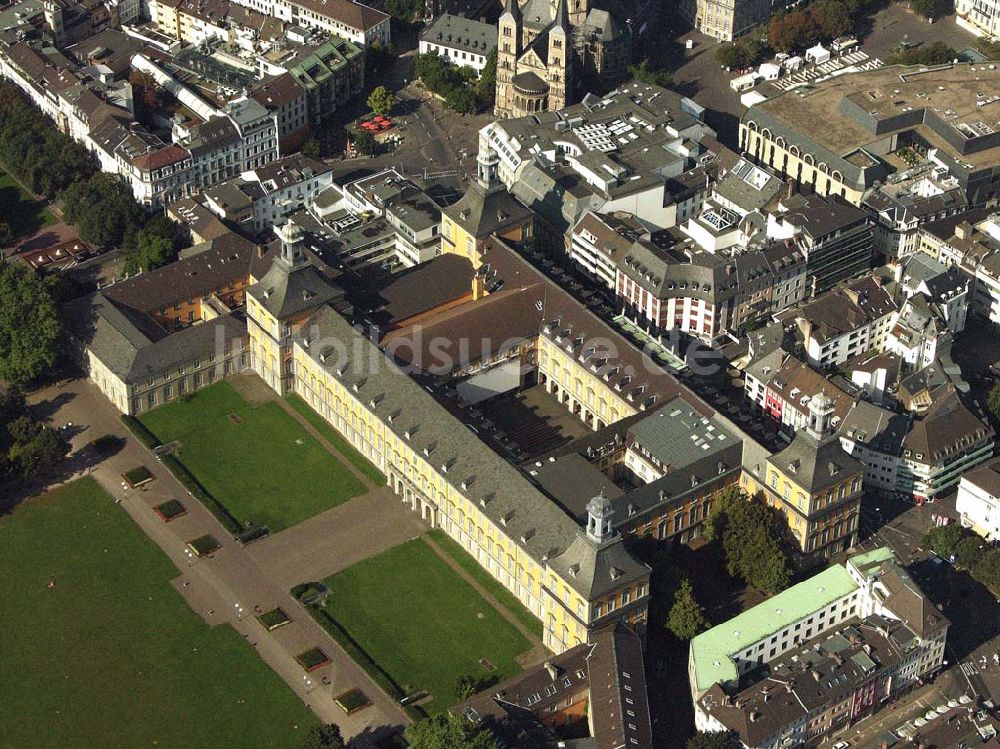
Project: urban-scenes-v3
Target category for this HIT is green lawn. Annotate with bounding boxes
[139,382,366,532]
[317,539,530,711]
[0,478,317,748]
[286,393,386,485]
[0,169,55,241]
[428,529,542,638]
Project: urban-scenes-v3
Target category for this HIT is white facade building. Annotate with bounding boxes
[957,460,1000,543]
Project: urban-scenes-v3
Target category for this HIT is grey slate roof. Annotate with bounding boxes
[419,13,496,55]
[298,304,650,598]
[770,427,863,495]
[248,259,342,320]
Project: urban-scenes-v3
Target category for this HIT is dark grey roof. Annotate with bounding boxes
[443,180,534,239]
[770,428,863,495]
[419,13,496,54]
[298,304,650,598]
[248,258,342,320]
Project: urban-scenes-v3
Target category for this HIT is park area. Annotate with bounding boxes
[0,478,317,748]
[0,169,55,243]
[314,539,531,712]
[139,381,367,532]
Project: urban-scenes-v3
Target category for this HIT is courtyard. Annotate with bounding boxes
[311,538,532,712]
[0,478,317,748]
[138,381,366,532]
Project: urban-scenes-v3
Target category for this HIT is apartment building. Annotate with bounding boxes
[957,458,1000,543]
[418,13,496,76]
[691,548,949,748]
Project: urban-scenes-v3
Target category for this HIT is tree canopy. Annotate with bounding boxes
[986,380,1000,423]
[62,173,144,249]
[352,129,379,156]
[301,723,345,749]
[706,486,793,594]
[667,578,709,640]
[385,0,423,22]
[768,0,853,53]
[404,713,495,749]
[886,41,957,65]
[687,730,740,749]
[367,85,395,116]
[0,259,62,386]
[414,52,491,114]
[0,82,95,198]
[0,388,69,484]
[910,0,954,19]
[923,522,967,560]
[628,58,673,88]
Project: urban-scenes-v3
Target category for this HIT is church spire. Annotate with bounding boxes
[552,0,568,31]
[502,0,521,23]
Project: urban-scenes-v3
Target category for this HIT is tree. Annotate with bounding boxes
[886,41,957,65]
[973,549,1000,594]
[628,58,674,88]
[0,221,11,247]
[61,173,143,248]
[445,86,480,114]
[955,535,986,569]
[404,713,495,749]
[716,43,748,69]
[123,228,176,276]
[476,48,497,110]
[988,380,1000,422]
[455,673,481,700]
[923,522,967,560]
[910,0,954,19]
[367,85,394,116]
[302,723,345,749]
[0,388,69,483]
[301,138,321,158]
[706,486,793,594]
[385,0,423,22]
[353,129,379,157]
[687,730,739,749]
[667,578,709,640]
[0,259,62,386]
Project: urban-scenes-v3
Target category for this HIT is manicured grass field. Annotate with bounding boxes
[428,529,542,638]
[286,393,386,485]
[0,478,317,748]
[318,539,530,711]
[139,382,366,532]
[0,169,55,241]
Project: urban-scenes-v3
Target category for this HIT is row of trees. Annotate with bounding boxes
[0,83,95,199]
[0,260,63,386]
[0,387,68,485]
[0,82,185,274]
[924,523,1000,594]
[414,50,497,115]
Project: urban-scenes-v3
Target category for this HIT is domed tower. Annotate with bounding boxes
[276,219,305,269]
[495,0,522,117]
[806,389,836,441]
[586,491,615,544]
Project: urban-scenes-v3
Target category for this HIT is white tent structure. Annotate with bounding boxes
[805,44,831,64]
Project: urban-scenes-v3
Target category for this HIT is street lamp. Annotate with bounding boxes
[234,602,245,620]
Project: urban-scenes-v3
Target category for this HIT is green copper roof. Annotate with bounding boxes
[690,565,859,693]
[847,546,896,579]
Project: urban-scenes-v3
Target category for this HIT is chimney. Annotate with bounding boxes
[256,244,265,259]
[787,179,797,199]
[472,274,486,300]
[955,222,971,240]
[544,661,559,680]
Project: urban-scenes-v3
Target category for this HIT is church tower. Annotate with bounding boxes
[495,0,521,117]
[547,0,570,111]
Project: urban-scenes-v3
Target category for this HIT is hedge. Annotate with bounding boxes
[303,603,427,722]
[120,415,160,450]
[161,454,243,536]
